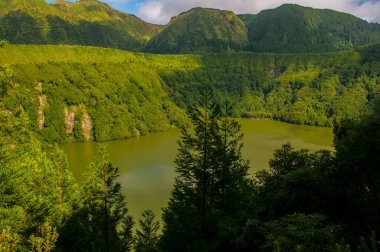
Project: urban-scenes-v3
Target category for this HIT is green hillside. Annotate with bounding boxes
[1,2,380,53]
[239,4,380,52]
[1,44,379,143]
[144,7,248,54]
[0,0,161,51]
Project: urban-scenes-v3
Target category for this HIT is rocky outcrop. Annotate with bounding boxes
[37,95,47,130]
[81,111,92,141]
[64,106,77,134]
[135,128,141,137]
[36,83,48,130]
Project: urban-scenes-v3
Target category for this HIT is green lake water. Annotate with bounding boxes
[62,119,333,220]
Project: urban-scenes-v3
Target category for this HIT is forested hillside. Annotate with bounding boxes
[239,4,380,53]
[143,8,248,54]
[1,1,380,53]
[0,44,379,143]
[2,89,379,251]
[0,0,161,51]
[146,4,380,54]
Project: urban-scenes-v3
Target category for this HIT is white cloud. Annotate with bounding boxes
[136,0,380,24]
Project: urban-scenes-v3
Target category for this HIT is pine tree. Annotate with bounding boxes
[65,145,134,252]
[161,89,253,252]
[135,210,160,252]
[0,110,79,251]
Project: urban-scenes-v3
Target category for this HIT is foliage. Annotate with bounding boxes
[0,40,9,48]
[0,0,161,51]
[332,99,380,238]
[28,222,58,252]
[144,8,248,54]
[0,44,379,144]
[240,100,380,251]
[161,90,253,251]
[135,210,160,252]
[0,64,13,97]
[1,3,380,53]
[240,4,380,53]
[262,214,341,252]
[0,110,79,251]
[59,145,134,252]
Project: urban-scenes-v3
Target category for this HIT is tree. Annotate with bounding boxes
[0,40,8,48]
[135,210,160,252]
[0,64,13,98]
[332,98,380,241]
[161,89,253,251]
[61,145,134,252]
[0,109,79,251]
[261,214,341,252]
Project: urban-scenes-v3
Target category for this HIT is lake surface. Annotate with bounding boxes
[62,119,333,220]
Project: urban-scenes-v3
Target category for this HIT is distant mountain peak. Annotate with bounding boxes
[144,7,248,54]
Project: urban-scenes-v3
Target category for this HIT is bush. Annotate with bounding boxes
[0,40,9,48]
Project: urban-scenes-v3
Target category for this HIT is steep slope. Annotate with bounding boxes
[1,44,379,143]
[239,4,380,53]
[144,7,248,54]
[0,0,161,51]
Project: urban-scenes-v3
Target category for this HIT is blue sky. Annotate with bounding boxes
[46,0,380,24]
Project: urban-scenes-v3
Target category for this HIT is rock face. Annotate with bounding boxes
[81,111,92,141]
[64,106,77,134]
[37,95,47,130]
[36,83,47,130]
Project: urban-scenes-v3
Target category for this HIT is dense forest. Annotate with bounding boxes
[0,44,379,143]
[239,4,380,53]
[143,8,248,54]
[1,87,379,251]
[1,1,380,53]
[1,1,380,251]
[0,0,161,51]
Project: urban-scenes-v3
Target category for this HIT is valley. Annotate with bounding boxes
[0,44,379,143]
[1,1,380,251]
[62,119,333,219]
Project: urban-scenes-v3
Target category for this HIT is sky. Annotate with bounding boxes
[46,0,380,24]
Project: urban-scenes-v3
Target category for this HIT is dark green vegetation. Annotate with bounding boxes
[144,8,248,54]
[0,44,379,143]
[162,94,380,251]
[2,88,379,251]
[0,107,138,251]
[239,4,380,53]
[1,1,380,53]
[0,0,161,51]
[145,5,380,54]
[161,90,252,251]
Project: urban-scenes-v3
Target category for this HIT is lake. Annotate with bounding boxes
[62,119,333,220]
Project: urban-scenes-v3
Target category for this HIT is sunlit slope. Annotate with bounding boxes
[0,0,161,51]
[239,4,380,52]
[144,8,248,54]
[0,44,379,144]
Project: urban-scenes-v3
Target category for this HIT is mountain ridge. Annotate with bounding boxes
[240,4,380,52]
[0,1,380,53]
[144,7,248,54]
[0,0,162,51]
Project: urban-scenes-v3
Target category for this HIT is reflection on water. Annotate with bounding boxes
[62,120,333,220]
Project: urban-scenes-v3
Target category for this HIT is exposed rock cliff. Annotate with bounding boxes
[64,105,77,134]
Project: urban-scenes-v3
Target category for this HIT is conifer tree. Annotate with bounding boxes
[161,88,252,251]
[65,145,134,252]
[135,210,160,252]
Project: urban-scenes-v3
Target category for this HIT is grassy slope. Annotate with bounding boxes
[0,44,379,143]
